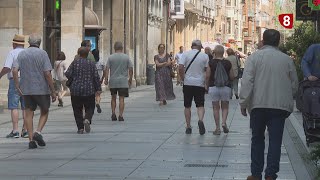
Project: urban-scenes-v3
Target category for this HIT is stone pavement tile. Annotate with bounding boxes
[148,145,222,162]
[78,142,161,160]
[128,160,215,179]
[49,133,116,143]
[107,132,172,143]
[6,143,96,160]
[0,159,68,176]
[48,159,142,177]
[36,176,121,180]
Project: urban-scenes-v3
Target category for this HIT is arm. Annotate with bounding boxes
[12,67,23,96]
[0,67,11,79]
[128,67,133,87]
[301,45,317,80]
[205,65,211,91]
[93,64,102,93]
[154,55,170,68]
[229,65,235,81]
[103,67,110,85]
[44,71,56,102]
[239,56,255,115]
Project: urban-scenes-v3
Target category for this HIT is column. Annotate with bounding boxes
[61,0,84,65]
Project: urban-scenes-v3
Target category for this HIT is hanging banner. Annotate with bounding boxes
[309,0,320,10]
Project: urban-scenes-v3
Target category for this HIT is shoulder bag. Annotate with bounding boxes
[185,50,201,73]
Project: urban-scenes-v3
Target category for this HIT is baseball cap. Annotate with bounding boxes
[191,40,203,48]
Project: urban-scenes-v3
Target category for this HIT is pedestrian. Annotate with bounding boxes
[65,47,102,134]
[179,40,209,135]
[301,44,320,81]
[74,40,95,62]
[175,46,184,86]
[92,49,103,113]
[154,44,176,106]
[102,42,133,121]
[225,48,239,99]
[12,33,57,149]
[53,51,68,107]
[204,47,213,61]
[0,34,28,138]
[240,29,298,180]
[206,45,234,135]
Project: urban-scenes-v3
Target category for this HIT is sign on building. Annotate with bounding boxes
[296,0,316,20]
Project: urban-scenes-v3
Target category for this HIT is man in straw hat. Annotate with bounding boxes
[0,34,28,138]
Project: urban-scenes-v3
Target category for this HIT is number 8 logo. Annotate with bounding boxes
[283,15,290,27]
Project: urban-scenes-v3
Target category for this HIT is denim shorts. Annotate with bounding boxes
[7,79,25,110]
[208,86,231,102]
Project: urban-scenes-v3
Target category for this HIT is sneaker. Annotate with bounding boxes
[33,132,46,146]
[222,124,229,133]
[6,131,19,138]
[84,119,91,133]
[213,129,221,135]
[96,104,102,113]
[111,114,117,121]
[118,116,124,121]
[21,129,29,138]
[198,120,206,135]
[185,127,192,134]
[28,140,37,149]
[58,99,63,107]
[77,129,84,134]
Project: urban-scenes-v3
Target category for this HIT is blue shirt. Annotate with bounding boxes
[301,44,320,78]
[65,58,102,96]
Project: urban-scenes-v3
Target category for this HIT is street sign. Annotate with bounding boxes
[296,0,316,21]
[309,0,320,10]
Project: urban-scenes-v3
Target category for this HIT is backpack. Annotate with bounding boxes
[214,61,229,87]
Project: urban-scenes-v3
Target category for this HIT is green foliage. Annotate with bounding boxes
[279,22,320,81]
[310,144,320,178]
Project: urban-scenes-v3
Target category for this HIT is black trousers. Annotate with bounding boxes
[71,95,95,130]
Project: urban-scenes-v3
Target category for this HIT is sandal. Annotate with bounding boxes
[213,129,221,135]
[222,124,229,133]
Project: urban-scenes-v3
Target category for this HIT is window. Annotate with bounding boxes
[227,0,232,6]
[227,18,231,34]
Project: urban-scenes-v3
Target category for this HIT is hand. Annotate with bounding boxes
[16,86,23,96]
[241,108,247,117]
[308,75,319,81]
[51,92,57,103]
[96,91,102,96]
[104,79,109,85]
[128,79,132,87]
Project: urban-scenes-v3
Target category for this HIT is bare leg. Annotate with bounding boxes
[36,108,49,133]
[111,95,117,115]
[25,109,34,141]
[11,109,19,132]
[119,96,125,117]
[184,107,191,128]
[212,101,221,130]
[22,110,27,130]
[95,94,101,104]
[221,101,229,126]
[197,107,205,121]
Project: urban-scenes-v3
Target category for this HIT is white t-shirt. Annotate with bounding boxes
[53,60,68,81]
[3,47,24,79]
[179,49,209,87]
[175,52,183,64]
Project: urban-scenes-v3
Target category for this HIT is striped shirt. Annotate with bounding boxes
[13,47,52,95]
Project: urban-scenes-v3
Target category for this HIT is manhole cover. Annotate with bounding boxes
[184,164,228,168]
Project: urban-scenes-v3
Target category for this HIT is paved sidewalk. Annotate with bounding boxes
[0,85,312,179]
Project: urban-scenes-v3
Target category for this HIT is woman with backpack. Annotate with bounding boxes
[205,45,235,135]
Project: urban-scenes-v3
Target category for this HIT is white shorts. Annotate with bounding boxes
[208,86,231,102]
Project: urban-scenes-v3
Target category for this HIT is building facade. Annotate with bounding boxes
[0,0,150,103]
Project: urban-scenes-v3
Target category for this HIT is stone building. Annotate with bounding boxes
[0,0,150,103]
[172,0,216,53]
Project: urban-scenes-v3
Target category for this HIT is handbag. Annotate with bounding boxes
[170,68,175,78]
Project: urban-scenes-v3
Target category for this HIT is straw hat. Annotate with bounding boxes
[12,34,25,45]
